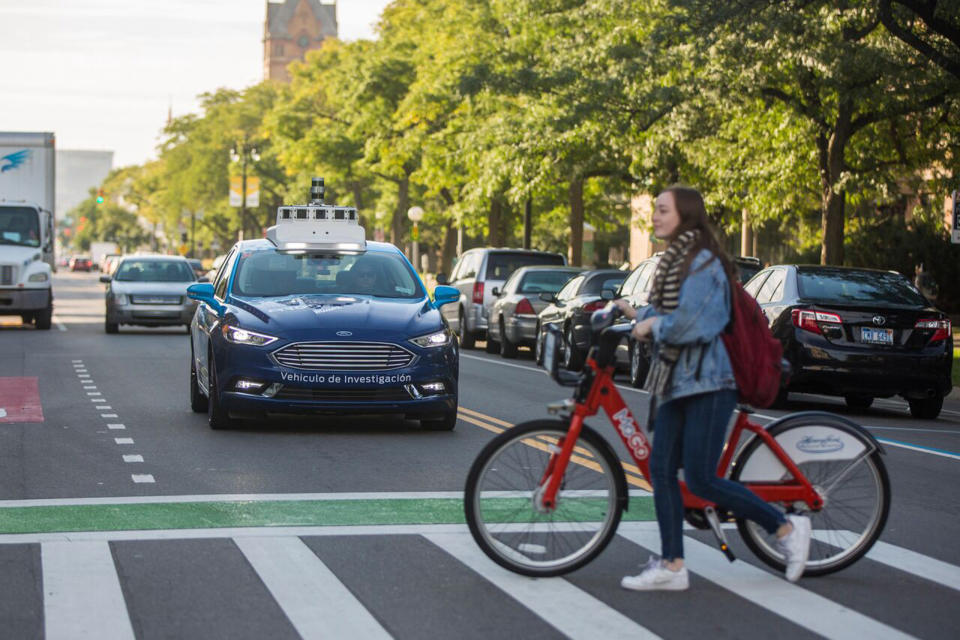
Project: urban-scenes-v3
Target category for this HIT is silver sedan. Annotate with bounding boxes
[486,265,584,358]
[101,256,201,334]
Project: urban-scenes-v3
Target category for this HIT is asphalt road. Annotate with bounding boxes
[0,271,958,639]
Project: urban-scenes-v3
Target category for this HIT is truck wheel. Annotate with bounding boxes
[35,304,52,330]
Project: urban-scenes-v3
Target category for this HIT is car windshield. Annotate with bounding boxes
[797,269,927,306]
[518,270,578,294]
[114,259,195,282]
[0,206,41,248]
[737,262,762,284]
[485,253,564,280]
[582,274,626,295]
[232,250,424,299]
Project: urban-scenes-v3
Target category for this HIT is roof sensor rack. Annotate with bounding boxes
[266,177,366,254]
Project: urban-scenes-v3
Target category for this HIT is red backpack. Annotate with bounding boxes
[721,282,783,407]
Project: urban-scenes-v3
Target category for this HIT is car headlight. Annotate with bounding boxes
[221,324,279,346]
[112,293,128,305]
[28,272,48,282]
[410,329,452,348]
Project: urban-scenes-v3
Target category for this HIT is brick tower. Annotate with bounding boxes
[263,0,338,82]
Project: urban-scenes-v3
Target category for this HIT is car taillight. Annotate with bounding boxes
[915,318,951,342]
[791,309,842,335]
[472,282,484,304]
[515,297,535,315]
[582,299,606,312]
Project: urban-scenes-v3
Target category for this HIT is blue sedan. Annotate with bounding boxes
[187,239,460,430]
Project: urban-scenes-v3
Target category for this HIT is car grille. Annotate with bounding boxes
[273,386,412,401]
[272,341,415,370]
[0,265,16,286]
[130,295,182,305]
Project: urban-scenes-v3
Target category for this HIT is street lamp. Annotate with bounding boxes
[230,139,260,240]
[407,206,424,273]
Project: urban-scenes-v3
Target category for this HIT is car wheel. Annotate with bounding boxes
[458,308,476,350]
[499,319,518,359]
[207,355,234,430]
[629,340,649,388]
[105,321,119,334]
[562,325,583,371]
[844,395,873,411]
[534,324,544,365]
[908,396,942,420]
[421,407,458,431]
[34,302,52,330]
[190,357,208,413]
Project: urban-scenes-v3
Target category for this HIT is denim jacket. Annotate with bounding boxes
[638,249,737,402]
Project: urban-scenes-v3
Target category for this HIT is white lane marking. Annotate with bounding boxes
[876,439,960,461]
[812,532,960,592]
[75,369,87,373]
[83,386,96,390]
[131,474,155,483]
[619,530,914,640]
[54,320,66,332]
[426,532,660,640]
[460,353,651,395]
[71,360,82,363]
[122,455,143,463]
[866,425,960,435]
[86,392,102,396]
[101,414,118,418]
[77,374,90,379]
[236,536,392,640]
[95,406,112,410]
[41,540,135,640]
[107,424,125,430]
[90,398,106,402]
[114,438,134,445]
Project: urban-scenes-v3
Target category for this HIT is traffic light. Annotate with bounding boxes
[96,189,105,204]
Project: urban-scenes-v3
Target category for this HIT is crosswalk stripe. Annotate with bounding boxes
[831,534,960,593]
[235,536,391,640]
[41,540,135,640]
[618,530,915,640]
[425,532,661,640]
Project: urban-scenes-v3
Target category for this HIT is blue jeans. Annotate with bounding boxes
[649,390,786,560]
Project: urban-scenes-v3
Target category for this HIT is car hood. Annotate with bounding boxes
[226,294,444,341]
[110,281,195,296]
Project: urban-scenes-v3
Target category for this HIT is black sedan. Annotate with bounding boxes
[537,269,627,370]
[745,265,952,419]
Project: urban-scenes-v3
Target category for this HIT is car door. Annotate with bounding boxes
[195,248,235,389]
[451,251,480,328]
[754,268,787,323]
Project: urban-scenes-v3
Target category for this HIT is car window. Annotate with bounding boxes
[213,249,236,299]
[797,269,927,306]
[743,270,771,298]
[557,275,585,301]
[458,253,479,280]
[637,261,659,293]
[484,252,565,281]
[582,274,626,295]
[619,266,643,296]
[518,270,578,294]
[736,261,762,284]
[755,269,785,304]
[502,270,524,294]
[114,259,194,282]
[231,250,424,299]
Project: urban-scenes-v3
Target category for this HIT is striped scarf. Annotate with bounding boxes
[645,229,700,399]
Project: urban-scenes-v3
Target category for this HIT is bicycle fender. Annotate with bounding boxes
[759,411,885,455]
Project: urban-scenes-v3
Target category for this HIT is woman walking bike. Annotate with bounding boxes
[612,186,809,590]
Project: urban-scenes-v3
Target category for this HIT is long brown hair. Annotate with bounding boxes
[660,185,737,286]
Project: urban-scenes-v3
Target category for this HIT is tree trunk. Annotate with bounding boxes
[392,177,409,247]
[569,177,584,266]
[523,198,532,249]
[819,102,851,265]
[488,197,503,246]
[740,209,752,257]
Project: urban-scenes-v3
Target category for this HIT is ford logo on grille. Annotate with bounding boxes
[796,435,844,454]
[336,331,353,337]
[872,316,886,326]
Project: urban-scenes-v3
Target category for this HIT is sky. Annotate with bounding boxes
[0,0,393,167]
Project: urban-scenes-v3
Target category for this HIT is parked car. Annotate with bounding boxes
[187,258,206,280]
[69,256,93,272]
[438,248,566,349]
[103,254,122,276]
[745,264,952,418]
[100,253,121,273]
[486,265,584,358]
[613,255,661,385]
[100,255,201,334]
[734,256,763,284]
[537,269,627,370]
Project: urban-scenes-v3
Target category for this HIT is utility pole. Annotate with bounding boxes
[523,198,532,249]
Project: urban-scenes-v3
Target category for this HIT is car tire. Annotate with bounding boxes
[458,308,476,350]
[908,396,942,420]
[499,319,518,359]
[562,324,583,371]
[844,395,873,411]
[35,302,52,330]
[421,407,457,431]
[629,340,649,388]
[207,355,234,430]
[190,357,208,413]
[485,334,499,354]
[105,321,119,334]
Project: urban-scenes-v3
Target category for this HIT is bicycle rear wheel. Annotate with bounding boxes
[464,419,626,577]
[731,414,890,576]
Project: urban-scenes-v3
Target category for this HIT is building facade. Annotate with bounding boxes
[263,0,338,82]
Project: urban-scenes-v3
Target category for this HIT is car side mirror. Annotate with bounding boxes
[600,288,615,301]
[433,285,460,308]
[539,292,557,303]
[491,286,500,297]
[436,273,448,285]
[99,275,111,284]
[187,282,223,314]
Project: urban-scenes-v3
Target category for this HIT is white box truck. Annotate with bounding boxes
[0,131,55,329]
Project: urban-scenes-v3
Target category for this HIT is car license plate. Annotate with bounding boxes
[861,327,893,345]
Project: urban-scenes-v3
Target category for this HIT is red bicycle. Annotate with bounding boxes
[464,305,890,577]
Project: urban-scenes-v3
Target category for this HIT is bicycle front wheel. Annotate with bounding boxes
[464,419,626,577]
[732,414,890,576]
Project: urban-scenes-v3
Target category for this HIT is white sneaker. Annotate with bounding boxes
[621,556,689,591]
[777,514,812,582]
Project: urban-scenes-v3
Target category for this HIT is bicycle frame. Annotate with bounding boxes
[540,357,824,513]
